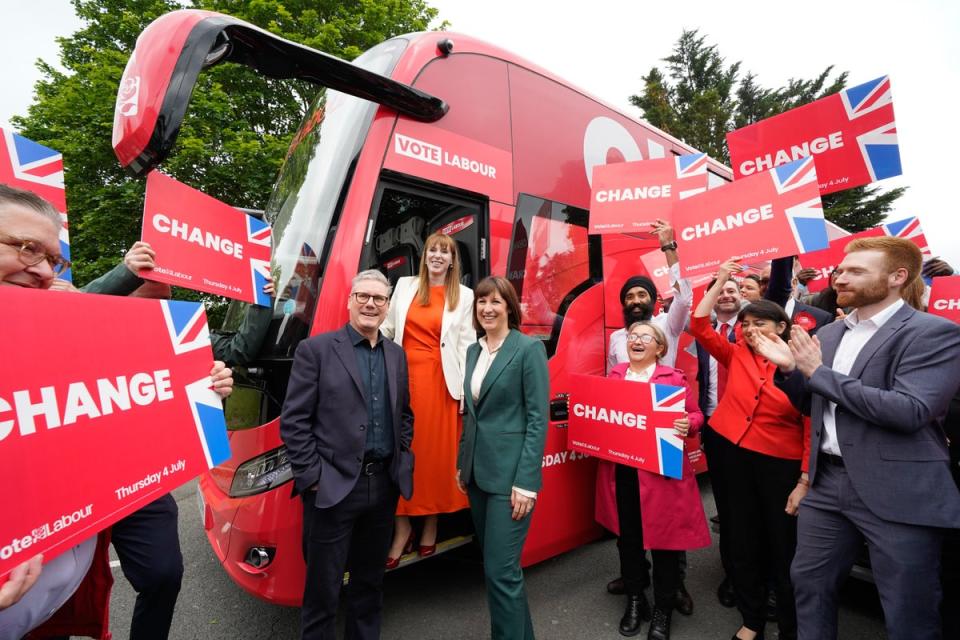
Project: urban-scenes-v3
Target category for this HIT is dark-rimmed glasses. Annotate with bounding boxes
[352,291,389,307]
[626,333,660,345]
[0,236,71,275]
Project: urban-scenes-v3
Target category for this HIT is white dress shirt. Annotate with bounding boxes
[608,263,693,371]
[471,337,537,499]
[820,298,905,456]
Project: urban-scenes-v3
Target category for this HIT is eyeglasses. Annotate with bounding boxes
[352,291,389,307]
[626,333,660,345]
[0,236,71,275]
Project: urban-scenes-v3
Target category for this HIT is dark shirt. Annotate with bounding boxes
[345,323,394,459]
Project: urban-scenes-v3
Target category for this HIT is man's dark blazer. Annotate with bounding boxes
[777,304,960,528]
[280,325,414,508]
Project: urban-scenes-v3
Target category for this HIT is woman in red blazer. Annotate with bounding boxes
[607,321,710,640]
[691,259,809,640]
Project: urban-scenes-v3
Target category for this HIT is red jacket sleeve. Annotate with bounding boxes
[690,315,735,367]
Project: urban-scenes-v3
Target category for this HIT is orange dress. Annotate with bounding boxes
[397,285,470,515]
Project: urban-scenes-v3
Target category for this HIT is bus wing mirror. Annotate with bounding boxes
[112,9,449,176]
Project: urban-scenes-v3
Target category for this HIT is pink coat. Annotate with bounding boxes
[594,363,711,550]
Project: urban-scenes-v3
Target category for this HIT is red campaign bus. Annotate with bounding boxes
[113,10,731,605]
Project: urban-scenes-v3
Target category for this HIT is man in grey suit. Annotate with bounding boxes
[281,269,414,640]
[755,236,960,640]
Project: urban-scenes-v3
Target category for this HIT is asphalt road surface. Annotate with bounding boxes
[106,479,887,639]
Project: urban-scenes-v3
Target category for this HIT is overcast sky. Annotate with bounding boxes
[3,0,959,264]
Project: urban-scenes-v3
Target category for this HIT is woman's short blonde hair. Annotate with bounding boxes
[626,321,668,360]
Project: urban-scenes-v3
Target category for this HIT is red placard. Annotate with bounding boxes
[928,276,960,324]
[727,76,900,195]
[567,373,686,479]
[588,154,708,234]
[796,216,930,294]
[673,157,829,279]
[0,287,229,578]
[141,172,272,305]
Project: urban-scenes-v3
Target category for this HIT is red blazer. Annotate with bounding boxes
[690,315,810,471]
[594,363,711,551]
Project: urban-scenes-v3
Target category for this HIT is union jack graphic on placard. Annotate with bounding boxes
[841,76,893,120]
[785,197,830,254]
[675,153,708,199]
[881,216,931,257]
[161,299,211,355]
[651,383,685,412]
[184,377,231,468]
[771,157,818,194]
[856,122,901,183]
[0,127,72,281]
[246,215,272,247]
[655,428,684,479]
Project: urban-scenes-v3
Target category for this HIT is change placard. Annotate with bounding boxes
[0,287,229,578]
[142,172,272,306]
[672,157,829,279]
[567,373,687,479]
[727,76,900,195]
[588,154,708,235]
[928,276,960,324]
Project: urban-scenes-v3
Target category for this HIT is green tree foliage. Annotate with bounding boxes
[631,29,902,232]
[12,0,442,290]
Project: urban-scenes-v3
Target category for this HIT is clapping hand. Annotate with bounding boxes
[788,326,823,378]
[751,332,795,372]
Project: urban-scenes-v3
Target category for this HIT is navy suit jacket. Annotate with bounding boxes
[777,304,960,528]
[280,325,414,508]
[766,256,834,333]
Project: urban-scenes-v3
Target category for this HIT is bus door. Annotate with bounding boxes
[506,194,606,565]
[361,175,487,285]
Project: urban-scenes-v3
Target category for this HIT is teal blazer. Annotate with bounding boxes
[458,329,550,495]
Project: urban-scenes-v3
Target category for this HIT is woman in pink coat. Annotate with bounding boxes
[604,321,710,640]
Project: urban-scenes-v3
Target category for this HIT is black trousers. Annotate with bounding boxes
[943,468,960,639]
[701,422,733,577]
[111,493,184,640]
[300,471,399,640]
[615,464,681,609]
[717,435,799,637]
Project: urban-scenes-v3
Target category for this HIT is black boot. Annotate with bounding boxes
[647,607,672,640]
[619,593,651,637]
[673,583,693,616]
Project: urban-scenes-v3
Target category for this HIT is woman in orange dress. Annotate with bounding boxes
[381,232,476,566]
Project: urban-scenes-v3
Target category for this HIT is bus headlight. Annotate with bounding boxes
[230,446,293,497]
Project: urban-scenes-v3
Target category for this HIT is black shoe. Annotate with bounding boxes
[764,588,777,621]
[647,607,672,640]
[619,594,651,637]
[673,583,693,616]
[717,577,736,608]
[607,576,626,595]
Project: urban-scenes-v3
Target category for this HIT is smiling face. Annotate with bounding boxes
[347,278,389,338]
[622,285,655,325]
[476,290,509,335]
[626,324,664,367]
[0,203,61,289]
[424,239,453,281]
[834,250,899,309]
[715,280,742,314]
[739,278,762,302]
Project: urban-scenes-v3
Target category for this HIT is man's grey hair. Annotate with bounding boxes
[351,269,392,296]
[0,183,62,230]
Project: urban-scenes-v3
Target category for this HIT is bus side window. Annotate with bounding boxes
[507,194,601,355]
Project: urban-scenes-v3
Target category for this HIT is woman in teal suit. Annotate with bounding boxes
[457,276,549,640]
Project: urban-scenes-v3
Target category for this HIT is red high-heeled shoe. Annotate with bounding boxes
[418,543,437,558]
[385,531,415,570]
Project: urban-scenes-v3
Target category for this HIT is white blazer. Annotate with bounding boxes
[381,276,476,400]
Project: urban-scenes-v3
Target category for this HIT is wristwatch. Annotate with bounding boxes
[660,241,678,252]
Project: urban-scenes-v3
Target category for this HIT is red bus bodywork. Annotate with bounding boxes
[118,14,730,605]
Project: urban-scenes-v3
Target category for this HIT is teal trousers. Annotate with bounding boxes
[467,483,536,640]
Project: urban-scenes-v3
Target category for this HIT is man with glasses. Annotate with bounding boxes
[281,269,414,640]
